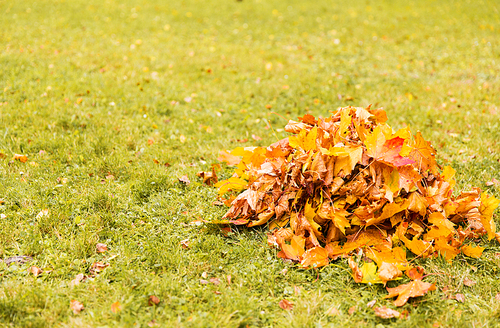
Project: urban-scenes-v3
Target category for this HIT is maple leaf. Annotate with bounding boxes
[70,300,84,314]
[385,280,436,307]
[365,126,414,167]
[289,126,318,151]
[300,246,329,268]
[400,132,439,175]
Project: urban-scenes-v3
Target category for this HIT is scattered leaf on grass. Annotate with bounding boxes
[279,299,294,311]
[96,243,108,253]
[28,266,42,277]
[374,306,400,319]
[178,175,190,185]
[90,262,109,274]
[367,300,376,308]
[463,278,476,287]
[196,169,218,186]
[180,239,190,249]
[148,295,160,306]
[70,273,85,286]
[385,280,436,307]
[70,300,84,314]
[325,305,340,316]
[148,320,159,327]
[455,293,465,303]
[111,301,122,313]
[348,306,357,315]
[13,154,28,163]
[495,293,500,301]
[210,277,221,285]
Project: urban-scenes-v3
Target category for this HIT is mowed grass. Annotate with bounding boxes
[0,0,499,326]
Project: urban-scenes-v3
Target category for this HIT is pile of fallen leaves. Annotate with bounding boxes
[203,106,499,307]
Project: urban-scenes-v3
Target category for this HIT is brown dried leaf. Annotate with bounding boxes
[385,280,436,307]
[178,175,191,185]
[111,301,122,313]
[374,306,400,319]
[96,243,108,253]
[70,300,84,314]
[148,295,160,306]
[28,266,42,277]
[279,299,294,311]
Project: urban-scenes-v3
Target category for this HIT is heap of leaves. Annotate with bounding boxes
[210,106,499,306]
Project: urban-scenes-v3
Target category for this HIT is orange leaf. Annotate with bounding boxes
[385,280,436,307]
[111,301,122,313]
[13,154,28,163]
[278,299,294,311]
[70,300,84,314]
[300,246,329,268]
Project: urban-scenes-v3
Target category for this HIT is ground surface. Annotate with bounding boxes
[0,0,499,327]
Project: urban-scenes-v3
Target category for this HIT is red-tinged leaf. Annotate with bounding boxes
[385,280,436,307]
[406,267,424,280]
[374,306,400,319]
[70,300,84,314]
[455,293,465,303]
[279,299,294,311]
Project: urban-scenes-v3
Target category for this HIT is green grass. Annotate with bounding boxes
[0,0,499,326]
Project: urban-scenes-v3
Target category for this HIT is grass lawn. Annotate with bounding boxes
[1,0,499,326]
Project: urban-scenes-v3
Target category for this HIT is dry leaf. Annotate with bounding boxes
[374,306,400,319]
[148,295,160,306]
[180,239,190,249]
[90,262,109,274]
[96,243,108,253]
[111,301,122,313]
[70,273,85,286]
[70,300,84,314]
[495,293,500,301]
[366,300,376,308]
[148,320,159,327]
[348,306,357,315]
[279,299,294,311]
[28,266,42,277]
[210,277,221,285]
[463,278,476,287]
[325,305,340,316]
[13,154,28,163]
[385,280,436,306]
[178,175,190,185]
[455,293,465,303]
